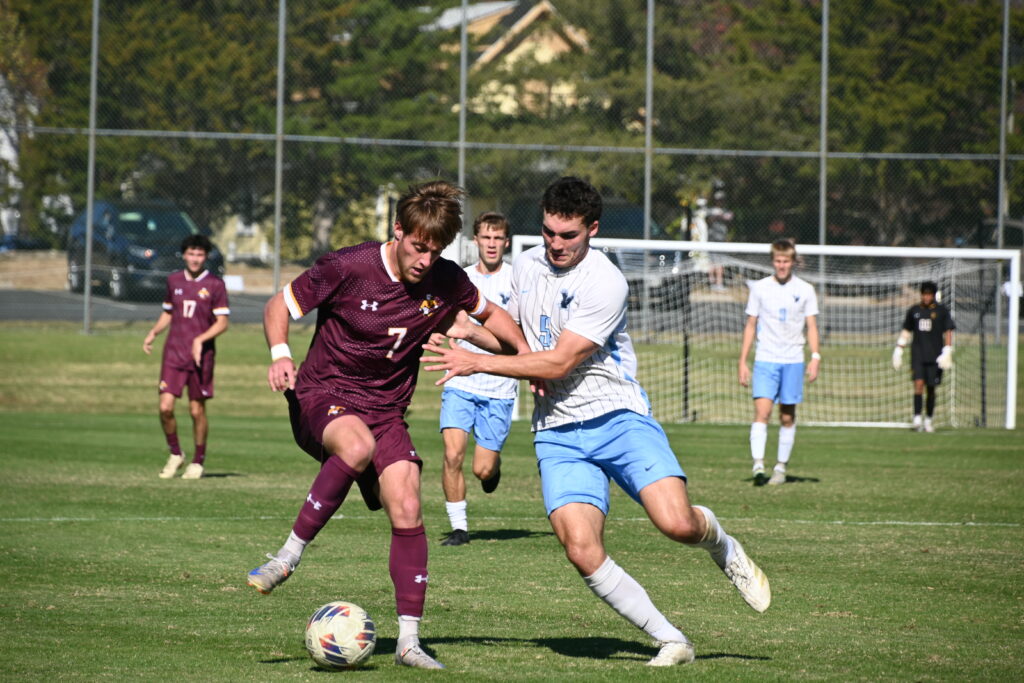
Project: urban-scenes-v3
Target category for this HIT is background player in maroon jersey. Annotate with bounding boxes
[143,234,230,480]
[246,180,526,670]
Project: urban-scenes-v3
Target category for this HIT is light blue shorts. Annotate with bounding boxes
[439,387,514,452]
[752,361,805,405]
[534,409,686,517]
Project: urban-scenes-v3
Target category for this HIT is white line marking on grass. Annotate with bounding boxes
[2,515,1020,528]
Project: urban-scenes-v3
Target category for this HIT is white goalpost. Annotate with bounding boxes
[511,236,1020,430]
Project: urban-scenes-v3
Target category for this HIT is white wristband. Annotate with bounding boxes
[810,352,821,361]
[270,343,292,361]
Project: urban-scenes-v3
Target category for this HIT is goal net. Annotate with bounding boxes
[511,237,1020,429]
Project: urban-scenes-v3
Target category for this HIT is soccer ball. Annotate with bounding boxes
[304,601,377,670]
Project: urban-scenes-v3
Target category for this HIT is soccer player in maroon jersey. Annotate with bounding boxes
[143,234,230,480]
[246,180,526,670]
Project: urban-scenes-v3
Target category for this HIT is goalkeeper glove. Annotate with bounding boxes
[937,345,953,370]
[891,346,903,370]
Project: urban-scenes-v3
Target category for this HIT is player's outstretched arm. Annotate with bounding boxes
[422,329,597,385]
[263,291,297,392]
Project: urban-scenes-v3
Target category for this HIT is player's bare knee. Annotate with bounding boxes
[472,460,495,481]
[443,450,465,471]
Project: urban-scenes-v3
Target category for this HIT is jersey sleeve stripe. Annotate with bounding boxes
[469,289,486,317]
[283,282,304,319]
[162,302,173,311]
[213,307,231,316]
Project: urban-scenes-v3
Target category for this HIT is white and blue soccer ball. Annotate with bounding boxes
[304,600,376,669]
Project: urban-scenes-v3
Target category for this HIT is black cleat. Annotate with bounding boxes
[481,462,501,494]
[440,529,470,546]
[753,470,768,487]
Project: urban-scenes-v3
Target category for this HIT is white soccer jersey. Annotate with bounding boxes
[511,245,650,431]
[745,274,819,363]
[444,262,519,399]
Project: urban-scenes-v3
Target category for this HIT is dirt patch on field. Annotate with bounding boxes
[0,251,302,294]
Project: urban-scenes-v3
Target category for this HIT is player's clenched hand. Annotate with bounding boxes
[738,363,751,387]
[427,332,448,347]
[420,341,478,386]
[441,309,475,341]
[268,357,297,392]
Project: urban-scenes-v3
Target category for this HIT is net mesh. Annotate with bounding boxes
[512,238,1014,428]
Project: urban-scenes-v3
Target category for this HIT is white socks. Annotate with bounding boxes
[397,615,421,651]
[777,425,795,470]
[750,422,767,465]
[693,505,735,567]
[445,500,468,532]
[584,556,686,644]
[279,531,307,566]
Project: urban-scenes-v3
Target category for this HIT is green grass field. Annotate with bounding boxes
[2,323,1022,680]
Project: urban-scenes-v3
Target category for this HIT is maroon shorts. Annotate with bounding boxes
[285,390,422,511]
[159,359,215,400]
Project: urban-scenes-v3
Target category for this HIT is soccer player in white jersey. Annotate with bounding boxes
[422,176,770,667]
[437,212,517,546]
[738,239,821,486]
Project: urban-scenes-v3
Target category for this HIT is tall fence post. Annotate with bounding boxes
[82,0,101,334]
[272,0,287,294]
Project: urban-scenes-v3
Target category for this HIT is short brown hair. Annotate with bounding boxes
[472,211,509,237]
[770,238,796,259]
[395,180,465,247]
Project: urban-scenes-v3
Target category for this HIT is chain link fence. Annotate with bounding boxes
[1,0,1021,324]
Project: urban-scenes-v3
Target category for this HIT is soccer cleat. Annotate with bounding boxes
[912,415,923,432]
[767,469,786,486]
[481,462,501,494]
[247,554,296,594]
[752,465,767,487]
[647,639,695,667]
[181,463,204,479]
[924,418,935,433]
[440,529,470,546]
[719,538,771,613]
[395,643,445,669]
[159,453,185,479]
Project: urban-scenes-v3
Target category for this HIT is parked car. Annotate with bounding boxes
[66,200,224,300]
[504,196,690,310]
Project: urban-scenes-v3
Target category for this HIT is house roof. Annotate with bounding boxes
[424,1,519,32]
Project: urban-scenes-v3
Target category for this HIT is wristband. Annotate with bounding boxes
[810,352,821,361]
[270,343,292,361]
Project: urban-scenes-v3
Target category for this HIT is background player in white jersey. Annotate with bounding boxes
[738,239,820,486]
[422,176,770,668]
[436,212,517,546]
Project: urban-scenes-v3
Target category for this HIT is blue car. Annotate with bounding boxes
[66,200,225,300]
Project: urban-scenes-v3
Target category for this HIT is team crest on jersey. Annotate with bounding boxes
[327,405,345,416]
[419,294,442,316]
[197,287,210,299]
[500,292,511,305]
[560,290,575,309]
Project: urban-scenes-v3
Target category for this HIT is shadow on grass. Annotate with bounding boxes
[750,473,820,487]
[195,472,246,479]
[261,636,769,668]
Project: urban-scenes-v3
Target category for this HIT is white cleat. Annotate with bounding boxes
[181,463,204,479]
[720,538,771,613]
[912,415,923,432]
[246,554,296,594]
[923,418,935,433]
[159,453,185,479]
[767,469,786,486]
[647,639,695,667]
[395,643,445,669]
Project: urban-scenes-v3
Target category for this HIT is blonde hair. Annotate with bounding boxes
[395,180,465,247]
[472,211,509,237]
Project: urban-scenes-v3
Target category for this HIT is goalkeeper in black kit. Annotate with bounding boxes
[891,281,955,432]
